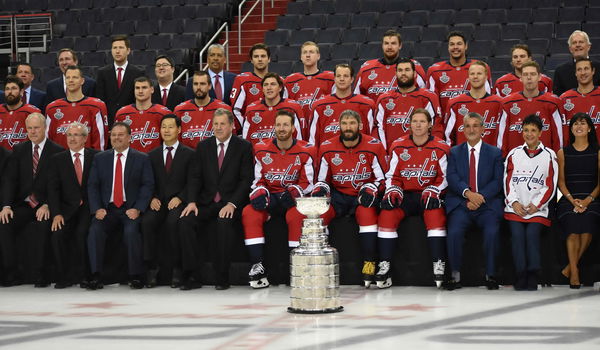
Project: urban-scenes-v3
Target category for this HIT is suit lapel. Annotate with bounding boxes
[123,149,134,187]
[219,136,236,174]
[208,138,219,175]
[82,149,94,183]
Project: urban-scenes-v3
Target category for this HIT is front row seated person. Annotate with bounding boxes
[377,108,450,289]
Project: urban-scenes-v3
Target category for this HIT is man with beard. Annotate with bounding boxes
[445,61,504,146]
[374,58,442,149]
[45,66,108,151]
[114,76,171,152]
[174,71,232,149]
[243,73,303,146]
[354,30,426,102]
[0,75,41,150]
[312,110,387,288]
[242,110,329,288]
[494,44,553,98]
[310,64,374,145]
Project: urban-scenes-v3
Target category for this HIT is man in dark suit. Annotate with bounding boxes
[48,122,99,289]
[445,112,504,290]
[151,55,185,111]
[95,35,144,127]
[142,114,195,288]
[45,49,96,108]
[553,30,600,96]
[185,44,236,105]
[16,63,45,111]
[86,122,154,290]
[180,108,253,290]
[0,112,63,287]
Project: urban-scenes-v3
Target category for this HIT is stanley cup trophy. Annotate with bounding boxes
[288,197,343,314]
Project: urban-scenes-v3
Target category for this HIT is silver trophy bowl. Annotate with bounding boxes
[295,197,331,218]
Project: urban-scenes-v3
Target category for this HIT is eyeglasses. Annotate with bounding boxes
[155,63,172,68]
[66,133,85,137]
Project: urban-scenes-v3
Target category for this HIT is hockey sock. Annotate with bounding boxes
[247,244,264,264]
[428,237,446,262]
[378,237,397,262]
[359,232,378,261]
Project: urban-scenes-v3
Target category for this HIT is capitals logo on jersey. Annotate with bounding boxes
[130,120,160,149]
[444,92,503,146]
[115,103,169,152]
[0,104,41,150]
[174,99,232,148]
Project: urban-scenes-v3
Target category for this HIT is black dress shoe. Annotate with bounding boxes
[2,273,22,287]
[486,277,499,290]
[514,273,527,291]
[180,277,202,291]
[34,279,50,288]
[129,279,144,289]
[215,284,230,290]
[171,269,182,288]
[145,268,159,288]
[54,281,73,289]
[570,283,582,289]
[79,279,90,289]
[87,276,103,290]
[443,279,462,291]
[527,271,538,291]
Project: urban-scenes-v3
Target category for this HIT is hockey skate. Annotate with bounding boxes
[433,259,445,289]
[375,261,392,289]
[362,261,376,288]
[248,262,269,289]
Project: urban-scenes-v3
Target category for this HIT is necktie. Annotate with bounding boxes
[214,142,224,202]
[113,153,124,208]
[74,152,83,185]
[214,74,223,101]
[22,90,27,105]
[162,88,168,106]
[165,146,173,173]
[469,147,477,193]
[28,145,40,208]
[117,67,123,90]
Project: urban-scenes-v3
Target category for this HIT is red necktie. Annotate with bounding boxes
[165,146,173,173]
[74,152,83,185]
[117,67,123,90]
[214,74,223,101]
[162,88,168,106]
[214,143,224,202]
[22,90,27,105]
[113,153,124,208]
[469,147,477,193]
[28,145,40,208]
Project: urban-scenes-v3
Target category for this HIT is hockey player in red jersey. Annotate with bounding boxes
[242,110,330,288]
[354,30,426,102]
[309,64,374,145]
[497,61,564,156]
[284,41,334,125]
[0,76,41,150]
[243,73,303,146]
[560,58,600,144]
[312,110,387,288]
[46,66,108,150]
[174,71,233,148]
[445,61,503,146]
[377,108,450,289]
[231,43,271,128]
[375,58,442,149]
[494,44,553,98]
[114,76,171,152]
[427,31,492,118]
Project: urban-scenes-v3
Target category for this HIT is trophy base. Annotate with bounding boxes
[287,306,344,314]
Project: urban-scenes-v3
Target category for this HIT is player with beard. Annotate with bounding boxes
[46,66,108,150]
[242,110,329,288]
[354,30,426,102]
[313,110,387,288]
[309,64,374,145]
[494,44,553,98]
[377,109,449,289]
[174,71,232,148]
[0,75,41,150]
[114,76,171,152]
[445,61,503,146]
[243,73,303,146]
[374,58,442,149]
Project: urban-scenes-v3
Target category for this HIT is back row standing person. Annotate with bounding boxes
[494,44,553,98]
[553,30,600,97]
[46,48,96,108]
[185,44,237,106]
[0,76,41,150]
[151,55,186,112]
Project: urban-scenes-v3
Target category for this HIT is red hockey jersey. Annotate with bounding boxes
[252,139,317,194]
[560,86,600,145]
[114,104,170,152]
[374,88,442,149]
[46,97,108,150]
[494,72,553,98]
[242,99,303,147]
[174,99,233,149]
[284,70,335,125]
[354,58,426,102]
[231,72,264,127]
[316,134,387,196]
[309,93,374,146]
[444,92,503,146]
[497,92,565,156]
[0,104,41,150]
[385,136,449,192]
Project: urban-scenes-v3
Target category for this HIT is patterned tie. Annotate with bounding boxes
[165,146,173,173]
[162,88,168,106]
[214,74,223,101]
[214,142,224,202]
[28,144,40,208]
[113,153,124,208]
[22,90,27,105]
[117,67,123,90]
[74,152,83,185]
[469,147,477,193]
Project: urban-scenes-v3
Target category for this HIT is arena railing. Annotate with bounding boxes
[14,13,52,62]
[0,15,13,56]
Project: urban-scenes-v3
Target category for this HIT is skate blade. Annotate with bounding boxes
[250,278,269,289]
[376,278,392,289]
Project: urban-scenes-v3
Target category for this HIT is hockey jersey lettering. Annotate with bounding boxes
[174,99,233,149]
[242,99,304,147]
[444,92,503,146]
[559,86,600,145]
[0,104,41,150]
[114,104,170,152]
[354,58,426,102]
[494,72,553,98]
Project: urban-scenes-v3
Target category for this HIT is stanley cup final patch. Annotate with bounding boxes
[440,72,450,84]
[458,104,469,116]
[54,109,64,120]
[324,105,334,117]
[249,84,260,95]
[399,149,411,161]
[181,112,191,123]
[564,99,574,111]
[510,103,521,115]
[262,153,273,165]
[331,153,343,166]
[386,99,396,110]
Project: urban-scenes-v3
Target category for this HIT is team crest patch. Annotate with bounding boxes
[181,112,191,123]
[331,153,343,166]
[564,99,574,111]
[440,72,450,84]
[262,153,273,165]
[458,104,469,116]
[292,83,300,94]
[510,103,521,115]
[249,84,260,95]
[123,116,133,125]
[386,99,396,110]
[400,149,411,161]
[324,105,334,117]
[54,109,64,120]
[368,71,378,80]
[252,112,262,124]
[501,84,512,96]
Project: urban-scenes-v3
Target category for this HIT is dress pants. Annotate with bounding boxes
[51,205,91,282]
[508,220,543,273]
[88,203,143,276]
[141,204,184,267]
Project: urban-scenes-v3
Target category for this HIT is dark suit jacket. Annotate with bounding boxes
[151,83,186,111]
[553,59,600,96]
[185,70,236,105]
[87,148,154,213]
[48,148,99,221]
[148,143,195,203]
[445,141,504,216]
[95,63,144,125]
[1,139,63,208]
[189,135,253,208]
[28,88,46,112]
[0,146,11,185]
[45,75,96,107]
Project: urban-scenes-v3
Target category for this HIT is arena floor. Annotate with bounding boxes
[1,284,599,349]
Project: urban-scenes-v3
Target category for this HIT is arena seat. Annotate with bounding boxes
[403,10,430,27]
[277,15,299,30]
[73,37,98,53]
[341,28,369,44]
[314,28,342,45]
[136,21,159,36]
[428,9,455,26]
[413,41,441,58]
[502,23,528,41]
[528,23,555,40]
[556,22,582,40]
[350,12,378,28]
[325,13,351,29]
[288,29,316,46]
[286,1,309,16]
[471,24,501,41]
[454,9,481,25]
[264,29,290,46]
[298,14,325,30]
[310,0,335,15]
